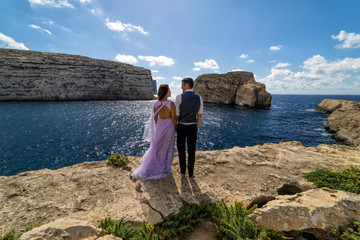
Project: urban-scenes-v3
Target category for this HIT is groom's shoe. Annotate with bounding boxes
[178,169,186,177]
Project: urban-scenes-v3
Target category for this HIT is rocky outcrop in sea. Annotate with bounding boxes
[315,99,360,146]
[1,141,359,238]
[193,71,272,108]
[0,48,153,101]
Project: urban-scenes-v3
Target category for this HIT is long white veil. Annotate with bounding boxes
[142,102,165,143]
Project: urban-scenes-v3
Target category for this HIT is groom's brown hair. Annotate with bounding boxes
[182,77,194,88]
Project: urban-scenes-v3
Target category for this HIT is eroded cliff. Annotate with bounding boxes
[0,48,153,101]
[315,99,360,146]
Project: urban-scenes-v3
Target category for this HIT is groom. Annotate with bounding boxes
[175,77,203,178]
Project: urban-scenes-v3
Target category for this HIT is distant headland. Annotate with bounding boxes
[0,48,154,101]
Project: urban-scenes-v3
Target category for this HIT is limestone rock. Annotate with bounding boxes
[97,236,122,240]
[193,71,272,108]
[315,99,360,146]
[249,188,360,239]
[0,48,153,101]
[19,218,104,240]
[1,142,360,234]
[326,109,360,146]
[315,99,360,113]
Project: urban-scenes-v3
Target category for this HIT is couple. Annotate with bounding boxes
[131,77,203,180]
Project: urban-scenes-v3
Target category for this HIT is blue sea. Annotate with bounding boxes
[1,95,360,176]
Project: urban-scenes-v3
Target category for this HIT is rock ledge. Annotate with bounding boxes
[1,141,359,235]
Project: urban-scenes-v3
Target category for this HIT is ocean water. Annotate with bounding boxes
[1,95,360,176]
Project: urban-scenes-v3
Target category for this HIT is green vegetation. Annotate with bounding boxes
[0,230,20,240]
[303,166,360,194]
[331,221,360,240]
[106,152,130,169]
[0,223,43,240]
[99,201,284,240]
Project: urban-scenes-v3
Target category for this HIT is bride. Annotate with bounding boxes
[131,84,177,180]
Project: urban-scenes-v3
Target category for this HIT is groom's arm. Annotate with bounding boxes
[197,114,202,128]
[197,96,204,129]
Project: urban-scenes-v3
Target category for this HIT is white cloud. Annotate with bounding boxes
[28,0,75,8]
[0,32,29,50]
[259,55,360,92]
[28,24,52,35]
[169,81,182,97]
[231,69,244,72]
[303,55,360,74]
[80,0,91,3]
[194,59,219,70]
[105,18,148,35]
[138,55,175,66]
[115,54,138,64]
[153,76,165,80]
[239,54,248,58]
[269,45,282,51]
[151,70,159,73]
[247,59,255,63]
[43,20,54,25]
[274,62,290,68]
[193,67,201,71]
[172,76,182,80]
[90,8,102,16]
[332,30,360,49]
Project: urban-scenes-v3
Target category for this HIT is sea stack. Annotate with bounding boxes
[0,48,154,101]
[193,71,272,108]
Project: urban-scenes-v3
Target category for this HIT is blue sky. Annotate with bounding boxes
[1,0,360,96]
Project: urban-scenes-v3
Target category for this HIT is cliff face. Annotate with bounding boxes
[315,99,360,146]
[193,71,272,108]
[0,48,153,101]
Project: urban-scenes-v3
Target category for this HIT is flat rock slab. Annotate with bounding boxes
[19,218,104,240]
[250,188,360,239]
[1,141,360,234]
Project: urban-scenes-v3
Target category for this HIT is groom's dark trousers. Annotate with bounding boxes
[177,124,198,177]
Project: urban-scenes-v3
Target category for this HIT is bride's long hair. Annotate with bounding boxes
[157,84,169,100]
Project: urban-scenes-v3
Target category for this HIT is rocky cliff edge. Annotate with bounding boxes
[315,99,360,146]
[1,141,359,237]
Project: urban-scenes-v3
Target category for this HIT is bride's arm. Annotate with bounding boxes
[170,102,177,128]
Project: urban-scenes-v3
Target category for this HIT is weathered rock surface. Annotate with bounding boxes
[193,71,272,108]
[250,188,360,239]
[315,99,360,114]
[19,218,104,240]
[1,141,359,235]
[0,48,153,101]
[315,99,360,146]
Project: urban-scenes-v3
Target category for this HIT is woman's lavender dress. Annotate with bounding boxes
[131,100,175,180]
